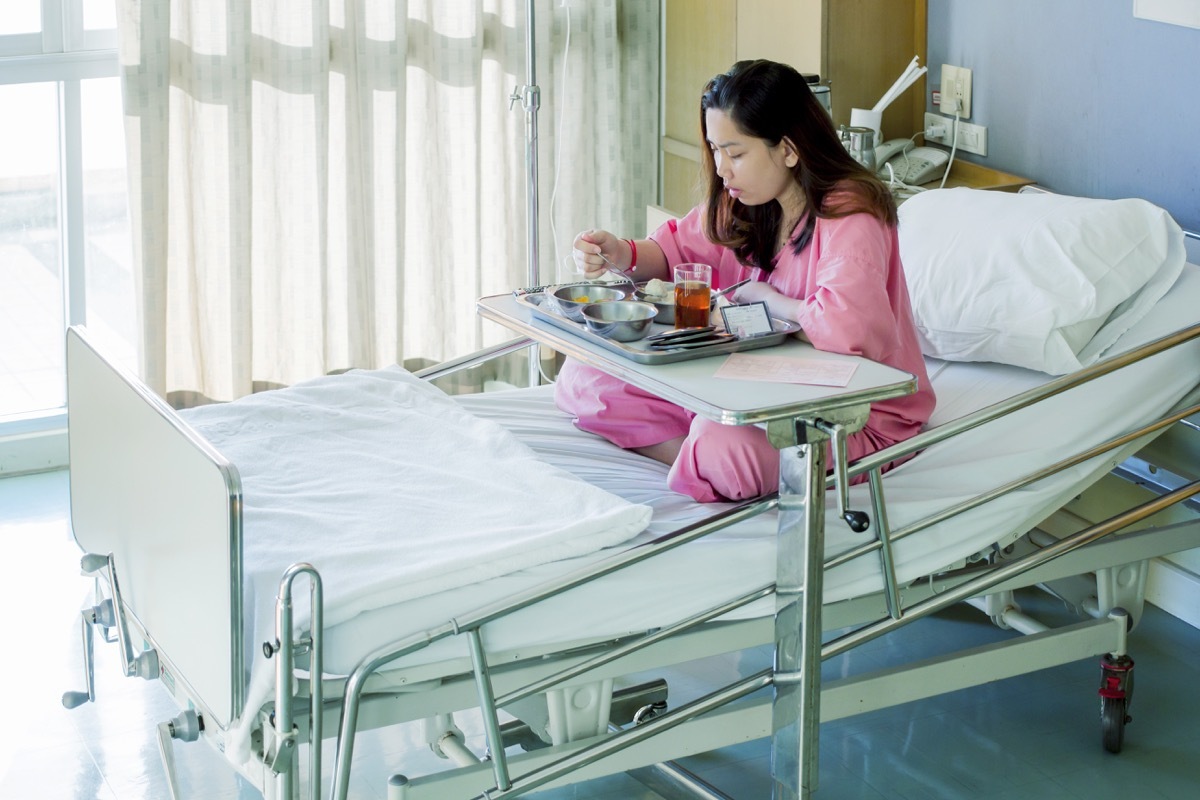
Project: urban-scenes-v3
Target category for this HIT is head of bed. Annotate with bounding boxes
[65,326,245,730]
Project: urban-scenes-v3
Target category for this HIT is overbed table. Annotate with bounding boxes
[479,293,915,799]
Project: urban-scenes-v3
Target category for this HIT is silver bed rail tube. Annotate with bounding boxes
[412,336,535,382]
[824,479,1200,660]
[329,497,776,800]
[844,322,1200,481]
[494,584,775,709]
[485,670,775,799]
[273,564,323,800]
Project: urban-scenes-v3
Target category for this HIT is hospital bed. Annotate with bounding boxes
[61,189,1200,799]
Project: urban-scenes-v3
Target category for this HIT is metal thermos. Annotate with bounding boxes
[803,73,832,118]
[843,126,876,171]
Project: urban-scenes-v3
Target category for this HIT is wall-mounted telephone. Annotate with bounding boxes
[875,139,950,185]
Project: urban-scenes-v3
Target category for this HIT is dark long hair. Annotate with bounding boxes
[700,60,897,271]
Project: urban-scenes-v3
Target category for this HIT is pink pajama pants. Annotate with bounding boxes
[554,360,894,503]
[553,360,773,502]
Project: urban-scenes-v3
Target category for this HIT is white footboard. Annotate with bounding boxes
[66,326,245,730]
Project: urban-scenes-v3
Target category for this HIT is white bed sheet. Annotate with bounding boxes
[178,365,653,761]
[219,264,1200,758]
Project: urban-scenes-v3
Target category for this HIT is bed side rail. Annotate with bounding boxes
[412,336,535,382]
[324,495,776,798]
[852,321,1200,478]
[823,322,1200,615]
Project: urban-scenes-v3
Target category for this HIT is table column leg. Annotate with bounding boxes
[767,421,829,800]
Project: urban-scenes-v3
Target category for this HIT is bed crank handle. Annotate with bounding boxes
[156,709,203,800]
[62,555,116,708]
[62,552,160,713]
[817,420,871,533]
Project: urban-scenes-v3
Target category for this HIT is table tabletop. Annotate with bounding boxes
[478,293,916,426]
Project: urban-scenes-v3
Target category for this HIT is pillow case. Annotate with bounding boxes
[897,187,1184,374]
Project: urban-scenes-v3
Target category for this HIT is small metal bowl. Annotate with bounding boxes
[633,284,678,326]
[581,300,658,342]
[550,283,627,322]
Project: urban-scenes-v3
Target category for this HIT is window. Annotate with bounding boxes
[0,1,131,471]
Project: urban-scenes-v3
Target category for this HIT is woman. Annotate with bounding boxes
[556,59,935,503]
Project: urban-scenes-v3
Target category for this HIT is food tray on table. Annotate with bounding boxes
[514,290,801,365]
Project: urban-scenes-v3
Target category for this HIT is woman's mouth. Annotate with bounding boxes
[726,187,741,199]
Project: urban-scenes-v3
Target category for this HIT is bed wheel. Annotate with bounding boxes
[1099,653,1134,754]
[1100,695,1129,753]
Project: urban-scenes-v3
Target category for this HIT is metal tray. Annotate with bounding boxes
[516,292,801,364]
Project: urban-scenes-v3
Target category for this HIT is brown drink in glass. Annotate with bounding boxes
[673,263,712,329]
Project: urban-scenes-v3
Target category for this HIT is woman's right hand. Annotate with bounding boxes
[572,229,624,280]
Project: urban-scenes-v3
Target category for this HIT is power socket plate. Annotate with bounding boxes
[924,112,988,156]
[940,64,972,118]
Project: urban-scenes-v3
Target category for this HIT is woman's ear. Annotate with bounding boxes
[781,137,799,168]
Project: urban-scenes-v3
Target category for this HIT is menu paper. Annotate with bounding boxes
[714,353,858,387]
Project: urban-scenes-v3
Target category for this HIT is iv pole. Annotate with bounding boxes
[510,0,541,387]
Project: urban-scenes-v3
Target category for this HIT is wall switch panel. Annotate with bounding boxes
[924,112,988,156]
[939,64,972,118]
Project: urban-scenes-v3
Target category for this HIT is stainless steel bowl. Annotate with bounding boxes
[633,285,678,326]
[581,300,658,342]
[550,283,627,322]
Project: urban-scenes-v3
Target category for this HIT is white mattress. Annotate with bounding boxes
[214,264,1200,755]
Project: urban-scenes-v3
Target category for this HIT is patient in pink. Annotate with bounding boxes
[556,60,935,503]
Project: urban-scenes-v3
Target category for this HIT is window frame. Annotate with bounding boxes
[0,1,120,468]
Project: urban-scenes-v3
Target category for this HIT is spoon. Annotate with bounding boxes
[562,251,635,287]
[595,251,637,285]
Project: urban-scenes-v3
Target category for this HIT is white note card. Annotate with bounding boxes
[719,302,774,337]
[714,353,858,387]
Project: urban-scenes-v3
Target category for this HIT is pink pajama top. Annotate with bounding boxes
[650,204,935,447]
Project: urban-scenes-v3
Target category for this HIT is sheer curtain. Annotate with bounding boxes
[115,1,659,404]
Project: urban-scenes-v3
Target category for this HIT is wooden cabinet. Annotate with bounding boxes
[661,0,928,214]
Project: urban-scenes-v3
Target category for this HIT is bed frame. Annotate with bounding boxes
[62,305,1200,799]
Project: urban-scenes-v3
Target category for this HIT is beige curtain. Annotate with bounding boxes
[115,0,659,404]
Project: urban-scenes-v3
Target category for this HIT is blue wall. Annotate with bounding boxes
[927,0,1200,233]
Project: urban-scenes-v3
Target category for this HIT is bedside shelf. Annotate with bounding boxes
[921,159,1035,192]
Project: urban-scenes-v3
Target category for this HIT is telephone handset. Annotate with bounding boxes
[875,138,950,185]
[874,138,913,166]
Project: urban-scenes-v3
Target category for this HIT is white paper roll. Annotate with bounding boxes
[849,108,883,147]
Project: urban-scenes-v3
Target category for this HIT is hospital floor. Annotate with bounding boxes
[2,470,1198,800]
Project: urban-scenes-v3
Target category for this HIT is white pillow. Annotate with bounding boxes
[898,188,1185,375]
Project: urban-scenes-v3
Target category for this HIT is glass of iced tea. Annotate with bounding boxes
[672,263,712,329]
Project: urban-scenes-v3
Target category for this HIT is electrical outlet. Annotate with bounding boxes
[924,112,988,156]
[939,64,972,118]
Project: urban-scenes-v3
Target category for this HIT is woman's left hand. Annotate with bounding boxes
[731,280,803,323]
[731,280,776,305]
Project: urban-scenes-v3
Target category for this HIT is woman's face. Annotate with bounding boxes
[705,108,797,208]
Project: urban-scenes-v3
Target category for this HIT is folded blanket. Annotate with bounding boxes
[181,366,651,761]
